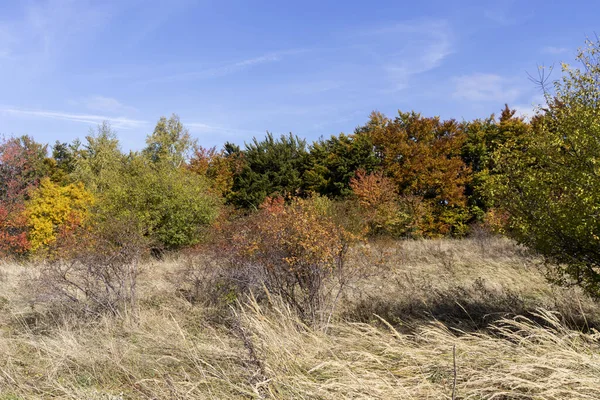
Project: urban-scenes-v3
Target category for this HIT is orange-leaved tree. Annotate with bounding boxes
[360,111,471,236]
[188,145,244,197]
[349,169,403,236]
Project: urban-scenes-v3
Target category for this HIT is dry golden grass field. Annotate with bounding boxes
[0,237,599,399]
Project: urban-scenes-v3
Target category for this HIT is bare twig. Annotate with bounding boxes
[527,63,554,96]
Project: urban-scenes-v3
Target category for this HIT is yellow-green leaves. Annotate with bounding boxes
[97,154,221,250]
[489,38,600,298]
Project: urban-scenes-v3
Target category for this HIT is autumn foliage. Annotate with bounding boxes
[349,169,402,236]
[0,207,29,256]
[0,106,541,259]
[361,111,471,236]
[188,145,241,197]
[25,178,94,253]
[224,195,357,321]
[0,136,49,256]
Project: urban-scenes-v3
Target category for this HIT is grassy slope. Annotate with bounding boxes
[0,238,599,399]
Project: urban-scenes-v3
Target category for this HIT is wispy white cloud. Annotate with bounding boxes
[541,46,570,55]
[452,73,522,103]
[0,1,113,81]
[77,96,138,114]
[138,49,307,85]
[0,107,147,130]
[359,20,454,91]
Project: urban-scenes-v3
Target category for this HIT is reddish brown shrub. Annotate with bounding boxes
[218,195,360,323]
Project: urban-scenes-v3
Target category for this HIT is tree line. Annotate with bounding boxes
[2,38,600,298]
[0,105,526,252]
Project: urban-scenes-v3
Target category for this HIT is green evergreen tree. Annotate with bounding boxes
[228,132,309,208]
[304,132,379,198]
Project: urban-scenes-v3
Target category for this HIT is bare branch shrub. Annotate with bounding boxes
[166,249,261,306]
[22,219,149,318]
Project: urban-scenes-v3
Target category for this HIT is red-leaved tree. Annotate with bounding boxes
[0,136,48,256]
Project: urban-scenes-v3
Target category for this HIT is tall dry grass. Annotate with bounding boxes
[0,237,598,399]
[343,238,600,330]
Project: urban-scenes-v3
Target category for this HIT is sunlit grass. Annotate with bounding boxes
[0,237,598,399]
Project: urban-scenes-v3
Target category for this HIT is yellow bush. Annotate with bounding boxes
[25,178,94,253]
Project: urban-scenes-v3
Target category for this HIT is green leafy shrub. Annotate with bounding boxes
[461,106,532,222]
[98,155,221,250]
[488,39,600,298]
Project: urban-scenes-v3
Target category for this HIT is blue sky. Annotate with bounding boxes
[0,0,597,150]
